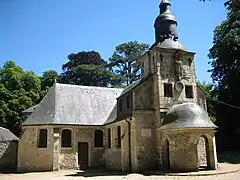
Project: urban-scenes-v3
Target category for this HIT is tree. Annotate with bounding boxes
[41,70,59,90]
[108,41,149,86]
[61,51,120,87]
[0,60,41,136]
[208,1,240,149]
[198,81,217,122]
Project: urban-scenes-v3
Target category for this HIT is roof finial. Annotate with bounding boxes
[160,0,171,14]
[154,0,178,44]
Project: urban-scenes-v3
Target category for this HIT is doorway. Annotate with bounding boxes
[162,137,170,170]
[78,142,89,170]
[197,136,210,170]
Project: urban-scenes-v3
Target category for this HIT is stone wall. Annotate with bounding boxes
[18,127,53,172]
[18,125,106,172]
[132,110,157,172]
[0,140,18,172]
[157,129,217,172]
[56,126,105,170]
[105,120,130,172]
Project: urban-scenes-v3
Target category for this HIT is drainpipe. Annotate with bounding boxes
[125,118,132,173]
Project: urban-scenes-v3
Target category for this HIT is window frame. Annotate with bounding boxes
[38,129,48,148]
[126,95,130,109]
[116,126,121,149]
[119,99,123,111]
[164,83,173,97]
[61,129,72,148]
[185,85,194,98]
[107,128,111,149]
[94,130,104,148]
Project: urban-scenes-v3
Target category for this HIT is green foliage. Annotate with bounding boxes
[0,60,41,136]
[198,81,217,122]
[208,0,240,149]
[61,51,121,87]
[218,151,240,164]
[108,41,149,86]
[41,70,59,90]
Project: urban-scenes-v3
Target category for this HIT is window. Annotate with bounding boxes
[126,95,130,108]
[61,129,72,147]
[119,99,123,111]
[117,126,121,148]
[108,129,111,149]
[164,83,173,97]
[38,129,47,148]
[160,112,167,124]
[185,85,193,98]
[160,53,163,62]
[94,130,104,147]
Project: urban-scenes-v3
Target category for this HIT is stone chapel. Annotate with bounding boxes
[18,0,218,173]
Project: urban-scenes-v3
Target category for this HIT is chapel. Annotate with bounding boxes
[18,0,218,173]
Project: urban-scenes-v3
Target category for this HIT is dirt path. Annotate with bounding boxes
[1,164,240,180]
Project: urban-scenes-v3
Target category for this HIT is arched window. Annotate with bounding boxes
[61,129,72,147]
[94,130,103,147]
[38,129,47,148]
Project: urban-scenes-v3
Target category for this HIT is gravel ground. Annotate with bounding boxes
[1,165,239,180]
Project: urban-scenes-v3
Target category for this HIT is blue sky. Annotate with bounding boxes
[0,0,227,83]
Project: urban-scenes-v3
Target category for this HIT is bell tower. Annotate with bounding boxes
[139,0,200,128]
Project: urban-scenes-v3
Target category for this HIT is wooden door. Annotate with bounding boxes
[78,142,89,170]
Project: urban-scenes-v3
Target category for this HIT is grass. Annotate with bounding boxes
[218,151,240,164]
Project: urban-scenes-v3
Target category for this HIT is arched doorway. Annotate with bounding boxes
[197,135,210,170]
[162,137,170,171]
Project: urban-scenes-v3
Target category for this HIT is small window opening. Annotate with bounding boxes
[126,95,130,108]
[119,99,123,111]
[160,112,167,124]
[188,57,192,66]
[185,85,193,98]
[160,54,163,62]
[108,129,111,149]
[117,126,121,148]
[94,130,104,147]
[61,129,72,147]
[164,83,173,97]
[38,129,47,148]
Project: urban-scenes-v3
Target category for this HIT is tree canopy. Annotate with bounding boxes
[0,61,41,136]
[61,51,120,87]
[198,81,217,122]
[208,0,240,149]
[108,41,149,86]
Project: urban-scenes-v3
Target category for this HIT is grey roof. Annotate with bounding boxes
[159,102,217,130]
[22,104,38,113]
[23,83,123,126]
[119,79,141,97]
[154,39,185,50]
[0,127,18,141]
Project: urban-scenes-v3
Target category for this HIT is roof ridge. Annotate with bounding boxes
[55,82,124,91]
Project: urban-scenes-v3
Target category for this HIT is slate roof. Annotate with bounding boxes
[23,83,123,126]
[159,102,217,130]
[150,39,185,51]
[0,127,18,141]
[22,105,38,113]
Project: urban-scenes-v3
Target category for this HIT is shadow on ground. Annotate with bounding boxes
[218,151,240,164]
[65,168,128,177]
